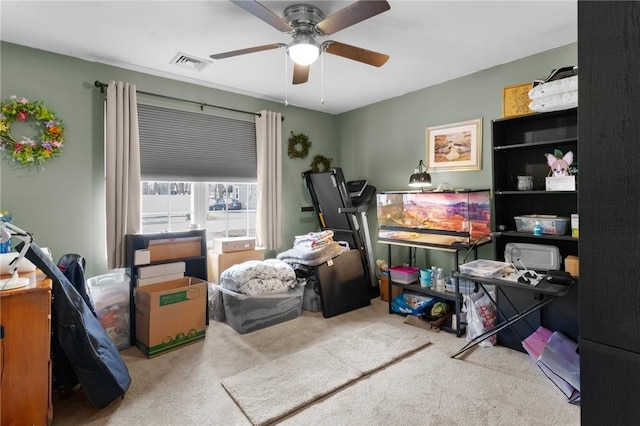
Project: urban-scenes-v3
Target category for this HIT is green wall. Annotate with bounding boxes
[0,42,336,276]
[337,43,577,271]
[0,41,576,277]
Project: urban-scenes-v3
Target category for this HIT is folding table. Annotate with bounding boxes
[450,271,575,358]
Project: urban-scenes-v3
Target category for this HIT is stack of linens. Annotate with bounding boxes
[276,230,346,267]
[528,67,578,113]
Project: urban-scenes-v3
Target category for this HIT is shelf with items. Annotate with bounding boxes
[491,108,579,351]
[124,229,209,346]
[389,281,466,335]
[499,230,577,242]
[381,243,470,337]
[492,108,577,194]
[125,230,208,278]
[376,189,492,337]
[494,192,578,237]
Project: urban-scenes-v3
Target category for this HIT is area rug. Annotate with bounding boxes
[221,322,431,426]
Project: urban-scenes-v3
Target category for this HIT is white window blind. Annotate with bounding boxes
[137,103,257,182]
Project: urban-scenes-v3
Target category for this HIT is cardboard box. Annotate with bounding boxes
[134,277,207,358]
[213,237,256,253]
[546,175,576,191]
[565,255,579,277]
[379,274,402,302]
[207,248,265,283]
[147,236,202,262]
[137,272,184,287]
[571,214,579,238]
[134,249,150,265]
[138,261,186,279]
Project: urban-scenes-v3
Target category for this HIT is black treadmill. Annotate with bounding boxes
[302,168,378,297]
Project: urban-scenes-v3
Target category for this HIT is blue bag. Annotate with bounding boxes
[391,292,437,316]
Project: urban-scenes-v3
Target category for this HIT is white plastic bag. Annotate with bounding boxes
[464,291,497,347]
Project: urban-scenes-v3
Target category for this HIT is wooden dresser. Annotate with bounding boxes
[0,271,52,426]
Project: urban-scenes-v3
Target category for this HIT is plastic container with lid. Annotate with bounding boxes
[389,265,420,284]
[514,214,569,235]
[87,270,131,350]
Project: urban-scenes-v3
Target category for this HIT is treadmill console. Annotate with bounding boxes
[346,180,368,198]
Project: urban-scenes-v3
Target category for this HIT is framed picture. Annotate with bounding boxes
[502,83,534,118]
[426,118,482,172]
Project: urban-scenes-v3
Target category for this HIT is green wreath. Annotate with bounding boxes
[287,131,311,159]
[310,154,333,173]
[0,95,65,170]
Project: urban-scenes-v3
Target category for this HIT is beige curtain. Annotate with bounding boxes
[105,81,141,269]
[255,110,282,250]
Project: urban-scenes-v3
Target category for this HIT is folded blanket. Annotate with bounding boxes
[293,230,334,250]
[294,230,334,243]
[529,90,578,113]
[220,259,297,296]
[277,242,346,267]
[277,241,342,261]
[528,75,578,100]
[293,238,332,250]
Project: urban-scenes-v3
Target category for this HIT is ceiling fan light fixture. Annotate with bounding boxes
[287,34,320,66]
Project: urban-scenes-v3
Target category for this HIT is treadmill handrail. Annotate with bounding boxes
[338,207,358,214]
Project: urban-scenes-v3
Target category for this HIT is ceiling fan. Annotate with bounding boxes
[210,0,391,85]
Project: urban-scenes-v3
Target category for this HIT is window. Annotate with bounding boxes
[137,103,258,245]
[141,181,257,244]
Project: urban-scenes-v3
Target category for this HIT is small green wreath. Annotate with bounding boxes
[310,154,333,173]
[0,95,65,171]
[287,131,311,159]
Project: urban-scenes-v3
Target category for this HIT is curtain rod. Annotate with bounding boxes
[94,80,284,121]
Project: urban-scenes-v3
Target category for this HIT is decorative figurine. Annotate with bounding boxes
[546,150,574,177]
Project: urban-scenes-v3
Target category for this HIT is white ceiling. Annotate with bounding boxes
[0,0,577,115]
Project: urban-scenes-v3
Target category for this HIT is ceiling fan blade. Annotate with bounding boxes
[210,43,285,60]
[292,63,310,85]
[316,0,390,35]
[323,41,389,67]
[230,0,292,32]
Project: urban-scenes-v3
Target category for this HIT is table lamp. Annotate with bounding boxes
[408,160,432,190]
[0,221,33,290]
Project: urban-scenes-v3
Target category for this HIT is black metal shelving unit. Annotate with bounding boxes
[381,238,487,337]
[124,229,208,346]
[491,108,579,350]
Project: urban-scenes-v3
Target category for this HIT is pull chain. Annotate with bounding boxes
[284,49,289,106]
[321,53,325,105]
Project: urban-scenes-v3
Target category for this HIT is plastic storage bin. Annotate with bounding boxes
[459,259,510,278]
[87,270,131,350]
[214,283,305,334]
[514,214,569,235]
[389,266,420,284]
[445,278,477,293]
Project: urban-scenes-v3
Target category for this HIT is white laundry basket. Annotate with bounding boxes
[87,270,131,350]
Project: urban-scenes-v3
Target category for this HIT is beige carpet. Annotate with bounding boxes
[50,299,580,425]
[221,323,431,425]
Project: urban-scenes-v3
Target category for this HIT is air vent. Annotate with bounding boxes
[170,52,211,71]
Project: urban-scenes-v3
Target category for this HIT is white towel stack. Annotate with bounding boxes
[528,75,578,113]
[293,230,335,250]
